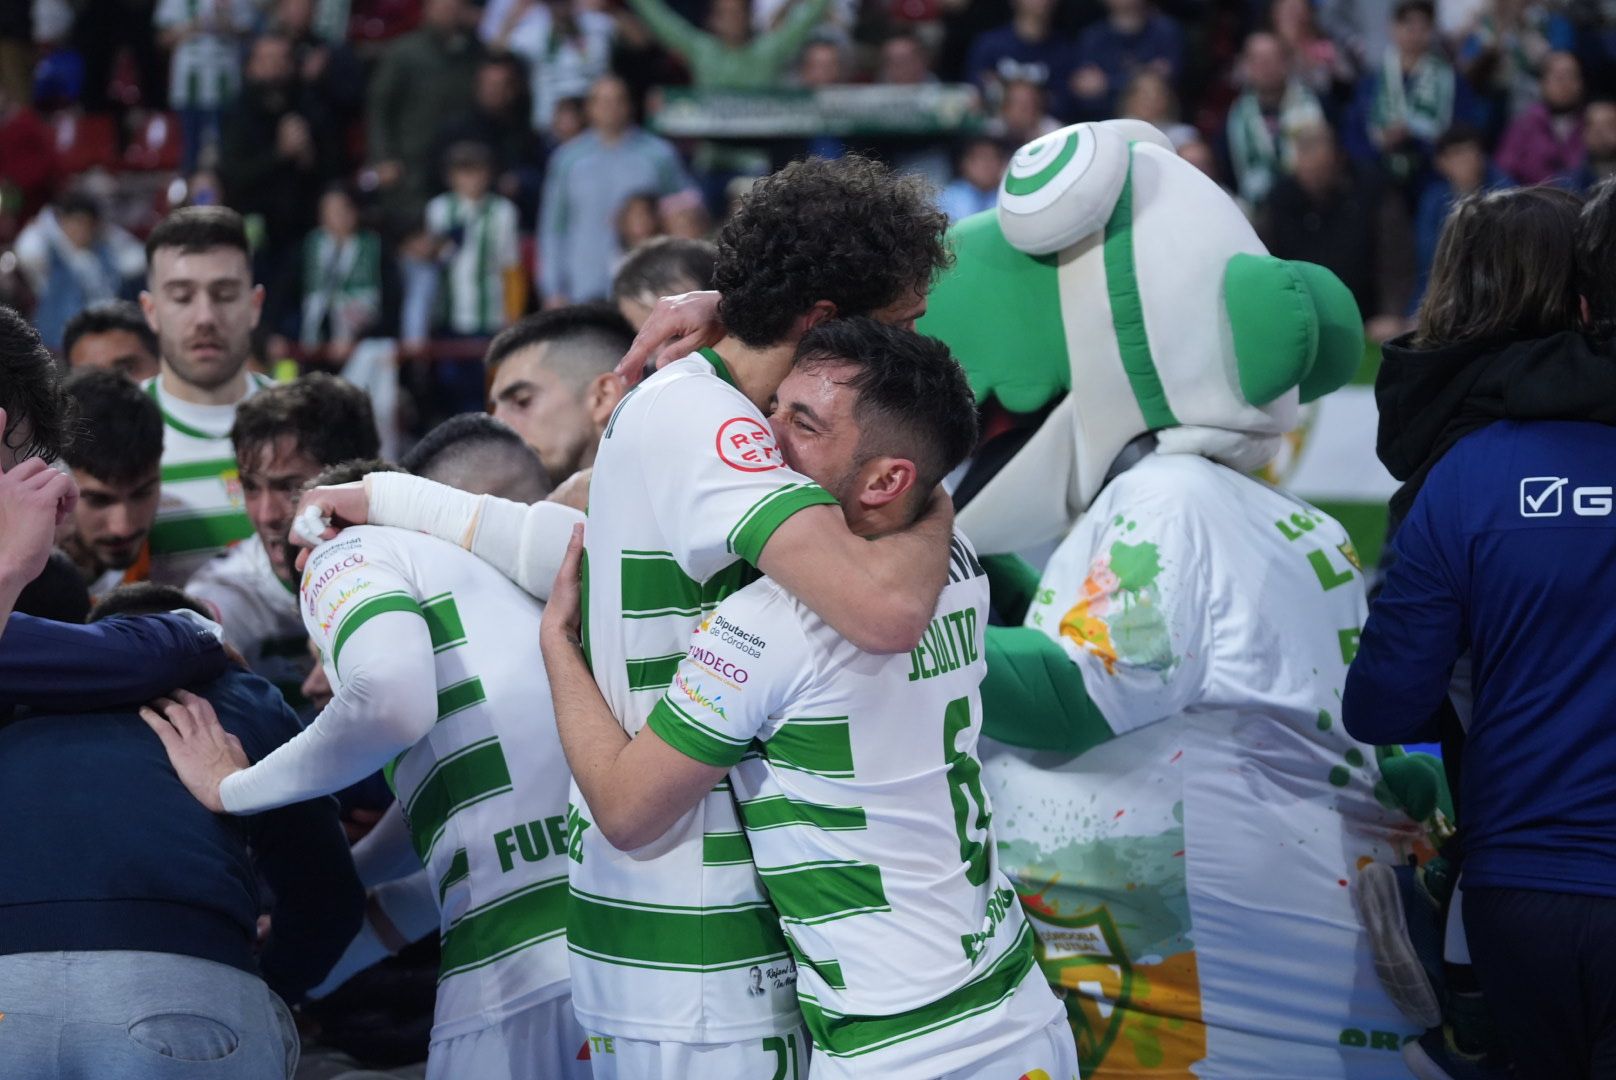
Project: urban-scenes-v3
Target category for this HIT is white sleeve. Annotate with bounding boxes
[219,531,438,814]
[348,801,419,889]
[366,471,583,601]
[497,200,520,270]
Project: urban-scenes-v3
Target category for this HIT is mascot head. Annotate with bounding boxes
[917,120,1363,554]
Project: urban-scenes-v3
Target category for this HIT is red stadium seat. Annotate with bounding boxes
[51,111,120,176]
[124,111,183,172]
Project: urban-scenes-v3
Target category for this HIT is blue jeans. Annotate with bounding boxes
[0,950,299,1079]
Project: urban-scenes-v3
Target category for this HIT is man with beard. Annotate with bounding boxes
[188,373,379,709]
[60,370,162,598]
[140,207,272,586]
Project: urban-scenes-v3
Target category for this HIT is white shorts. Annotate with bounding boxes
[937,1015,1081,1080]
[583,1027,810,1080]
[426,994,590,1080]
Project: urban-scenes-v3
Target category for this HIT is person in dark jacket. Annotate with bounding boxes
[1346,183,1616,1079]
[0,582,364,1080]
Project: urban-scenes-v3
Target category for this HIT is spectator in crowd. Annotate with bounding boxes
[367,0,486,231]
[1458,0,1573,126]
[73,0,164,117]
[1070,0,1184,120]
[1355,0,1458,187]
[1260,121,1414,338]
[283,185,388,357]
[1318,0,1397,73]
[219,33,339,287]
[14,191,145,352]
[966,0,1072,116]
[1271,0,1356,100]
[1573,98,1616,188]
[1497,50,1587,183]
[1414,124,1511,305]
[62,301,161,380]
[0,581,363,1080]
[1120,69,1200,148]
[615,192,664,251]
[939,136,1009,222]
[436,56,544,226]
[796,36,846,87]
[139,207,269,586]
[425,142,524,339]
[485,304,635,483]
[540,75,699,307]
[60,370,162,598]
[0,86,57,222]
[272,0,365,124]
[1228,31,1328,205]
[626,0,832,89]
[1346,183,1606,1080]
[154,0,255,173]
[610,235,717,329]
[988,77,1063,145]
[188,373,380,707]
[881,29,939,86]
[485,0,614,131]
[400,412,551,501]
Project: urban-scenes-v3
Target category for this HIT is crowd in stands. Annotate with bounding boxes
[8,0,1616,393]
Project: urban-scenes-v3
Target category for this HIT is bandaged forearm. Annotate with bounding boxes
[366,472,584,601]
[221,611,439,814]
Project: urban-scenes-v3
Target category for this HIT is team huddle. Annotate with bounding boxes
[78,121,1445,1080]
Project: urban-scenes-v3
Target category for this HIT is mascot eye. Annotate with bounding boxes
[998,122,1132,257]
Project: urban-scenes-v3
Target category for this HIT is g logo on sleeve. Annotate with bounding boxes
[716,417,783,472]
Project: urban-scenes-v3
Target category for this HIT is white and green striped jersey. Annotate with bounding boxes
[153,0,254,109]
[574,348,839,1042]
[648,531,1063,1073]
[143,374,268,587]
[424,192,521,336]
[188,535,312,713]
[301,525,571,1041]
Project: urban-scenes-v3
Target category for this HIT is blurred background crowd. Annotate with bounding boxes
[10,0,1616,391]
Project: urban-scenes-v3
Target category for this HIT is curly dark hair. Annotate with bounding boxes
[230,373,380,468]
[0,304,72,463]
[714,156,951,348]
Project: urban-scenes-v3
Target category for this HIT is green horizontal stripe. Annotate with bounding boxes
[406,737,513,863]
[621,551,701,617]
[738,795,866,832]
[759,859,889,926]
[148,510,254,556]
[703,831,754,866]
[647,697,750,769]
[728,484,839,567]
[331,592,424,676]
[765,717,854,779]
[567,887,788,972]
[422,593,467,652]
[159,456,238,483]
[437,847,470,905]
[816,958,846,991]
[803,922,1035,1058]
[436,676,487,721]
[627,653,684,692]
[440,877,568,979]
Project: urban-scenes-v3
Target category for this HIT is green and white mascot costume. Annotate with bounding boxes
[916,120,1440,1078]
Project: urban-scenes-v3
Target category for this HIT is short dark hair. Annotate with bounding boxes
[402,413,552,500]
[62,300,159,361]
[1579,176,1616,337]
[56,190,101,222]
[230,373,380,468]
[0,304,71,463]
[1434,123,1485,156]
[793,317,977,514]
[1393,0,1435,22]
[90,582,212,622]
[62,369,163,484]
[308,457,405,490]
[485,304,635,388]
[15,550,92,623]
[1417,186,1584,348]
[145,205,251,266]
[612,237,717,303]
[714,156,950,347]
